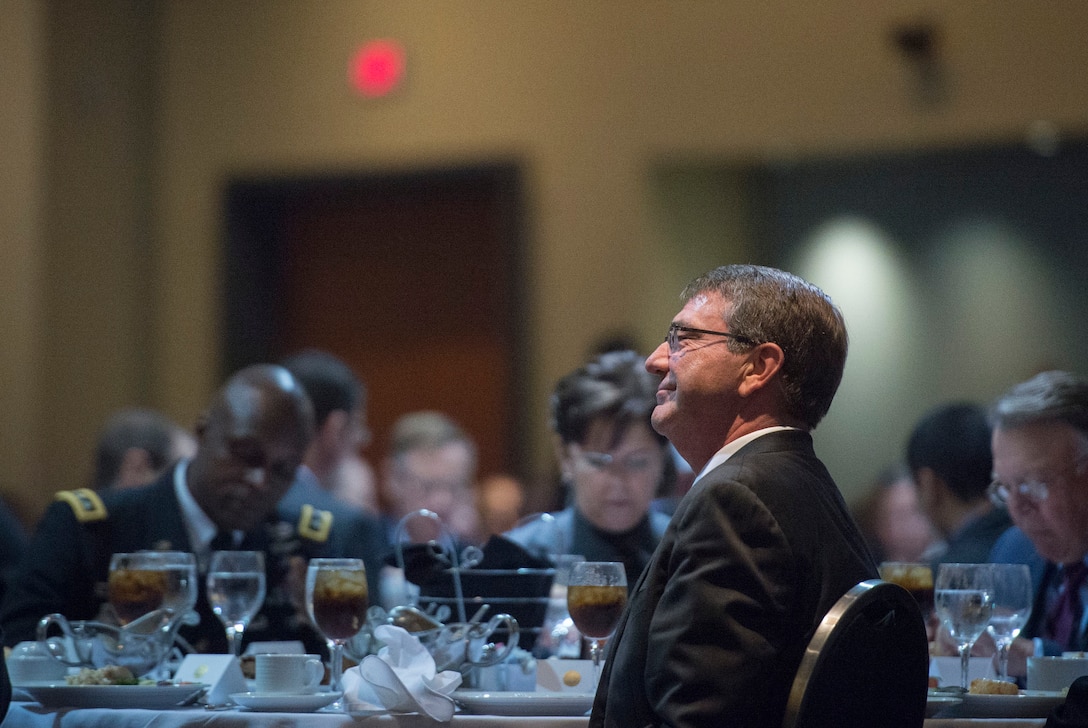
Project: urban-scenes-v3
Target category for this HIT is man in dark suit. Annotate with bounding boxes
[0,363,384,656]
[984,371,1088,679]
[590,265,877,728]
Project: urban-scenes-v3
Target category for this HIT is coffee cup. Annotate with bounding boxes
[1027,656,1088,691]
[254,653,324,694]
[6,641,68,685]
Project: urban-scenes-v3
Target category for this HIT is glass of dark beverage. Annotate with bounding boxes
[305,558,368,709]
[108,551,197,626]
[566,561,627,684]
[878,562,935,618]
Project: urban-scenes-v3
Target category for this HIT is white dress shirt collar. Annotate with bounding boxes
[691,426,801,486]
[172,459,218,559]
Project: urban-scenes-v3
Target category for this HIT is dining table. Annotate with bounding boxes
[0,703,1053,728]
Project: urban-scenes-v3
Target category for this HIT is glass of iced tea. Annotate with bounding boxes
[306,558,368,709]
[108,551,197,626]
[567,561,627,683]
[878,561,935,618]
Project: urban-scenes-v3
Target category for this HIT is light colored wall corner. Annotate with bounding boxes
[0,0,46,524]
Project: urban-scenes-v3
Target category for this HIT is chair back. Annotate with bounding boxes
[782,579,929,728]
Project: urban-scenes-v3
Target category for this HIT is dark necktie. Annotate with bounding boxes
[1047,562,1088,649]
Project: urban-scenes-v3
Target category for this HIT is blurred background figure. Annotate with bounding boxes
[987,371,1088,671]
[0,500,27,606]
[907,401,1010,565]
[382,410,480,545]
[91,407,196,492]
[281,348,379,514]
[852,463,941,565]
[651,446,696,517]
[475,473,526,541]
[377,411,481,609]
[506,349,673,589]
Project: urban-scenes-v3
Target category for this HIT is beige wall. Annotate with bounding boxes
[0,0,46,521]
[4,1,1088,520]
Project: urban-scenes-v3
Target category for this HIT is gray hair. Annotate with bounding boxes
[389,411,477,467]
[991,371,1088,434]
[991,370,1088,467]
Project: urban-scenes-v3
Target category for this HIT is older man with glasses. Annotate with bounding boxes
[986,370,1088,680]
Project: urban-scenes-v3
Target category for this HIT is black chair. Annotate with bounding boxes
[782,579,929,728]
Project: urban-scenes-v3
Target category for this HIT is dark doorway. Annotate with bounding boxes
[223,164,527,486]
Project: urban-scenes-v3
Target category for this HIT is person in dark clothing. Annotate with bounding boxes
[505,349,672,589]
[590,264,876,728]
[0,364,385,656]
[907,401,1011,566]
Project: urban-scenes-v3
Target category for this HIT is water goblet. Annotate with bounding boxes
[986,563,1033,683]
[566,561,627,684]
[207,550,267,656]
[935,562,995,691]
[306,558,369,710]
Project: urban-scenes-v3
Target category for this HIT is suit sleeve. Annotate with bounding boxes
[645,478,798,727]
[329,512,390,601]
[0,502,100,645]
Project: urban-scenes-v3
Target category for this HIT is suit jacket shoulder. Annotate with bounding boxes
[0,473,189,646]
[592,429,876,728]
[280,469,389,596]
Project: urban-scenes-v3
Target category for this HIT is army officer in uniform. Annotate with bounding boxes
[0,364,385,655]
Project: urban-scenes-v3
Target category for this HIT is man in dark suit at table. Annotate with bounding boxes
[0,363,384,656]
[590,264,877,728]
[985,371,1088,679]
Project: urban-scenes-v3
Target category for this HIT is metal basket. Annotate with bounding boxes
[394,510,555,639]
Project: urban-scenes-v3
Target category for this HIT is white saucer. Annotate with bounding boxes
[230,691,343,712]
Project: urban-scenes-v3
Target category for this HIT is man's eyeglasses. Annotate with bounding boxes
[666,323,757,354]
[988,479,1049,508]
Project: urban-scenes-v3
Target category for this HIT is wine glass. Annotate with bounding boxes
[306,558,369,709]
[986,563,1033,683]
[108,551,198,625]
[935,562,995,691]
[566,561,627,684]
[878,562,935,620]
[108,551,197,677]
[207,550,267,656]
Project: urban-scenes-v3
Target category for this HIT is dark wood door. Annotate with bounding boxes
[224,167,526,485]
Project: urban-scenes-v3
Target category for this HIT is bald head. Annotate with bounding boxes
[187,364,315,531]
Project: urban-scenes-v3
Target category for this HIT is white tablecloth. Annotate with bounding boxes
[1,703,589,728]
[925,722,1046,728]
[0,704,1054,728]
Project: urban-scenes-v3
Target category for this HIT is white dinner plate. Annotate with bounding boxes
[952,690,1065,718]
[453,690,595,716]
[23,682,207,709]
[230,691,343,712]
[925,694,963,717]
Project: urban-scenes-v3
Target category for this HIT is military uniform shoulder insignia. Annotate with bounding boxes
[55,488,108,522]
[298,504,332,543]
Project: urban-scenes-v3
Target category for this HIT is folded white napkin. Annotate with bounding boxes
[342,625,462,721]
